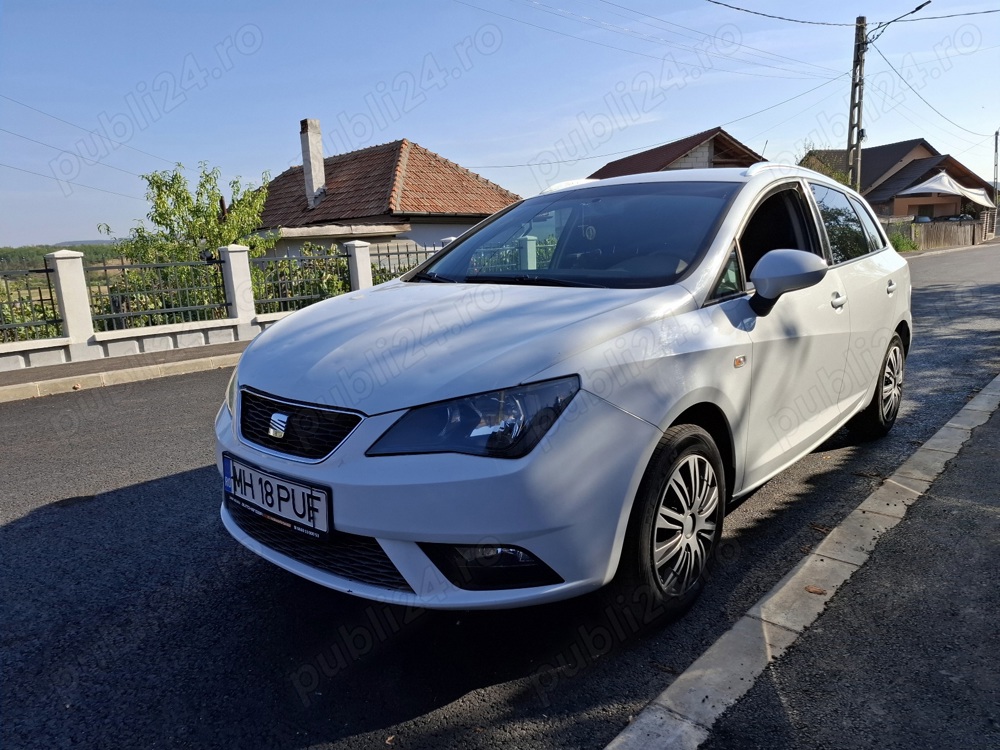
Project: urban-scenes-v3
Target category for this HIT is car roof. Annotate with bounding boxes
[537,162,844,196]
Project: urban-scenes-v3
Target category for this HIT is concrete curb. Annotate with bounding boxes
[903,236,999,259]
[0,353,241,404]
[606,374,1000,750]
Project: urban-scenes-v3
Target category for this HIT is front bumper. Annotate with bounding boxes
[215,389,659,609]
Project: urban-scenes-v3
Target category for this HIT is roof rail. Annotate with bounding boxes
[744,161,798,177]
[539,178,599,194]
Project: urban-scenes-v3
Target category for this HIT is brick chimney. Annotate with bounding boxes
[300,118,326,209]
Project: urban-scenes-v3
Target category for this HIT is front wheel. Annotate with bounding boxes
[613,425,726,622]
[848,332,905,441]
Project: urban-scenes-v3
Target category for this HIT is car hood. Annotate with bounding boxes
[237,280,694,414]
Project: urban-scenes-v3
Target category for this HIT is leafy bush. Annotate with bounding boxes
[0,282,60,342]
[888,232,920,253]
[251,243,350,314]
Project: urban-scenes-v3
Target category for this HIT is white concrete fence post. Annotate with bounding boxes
[219,244,257,339]
[45,250,95,358]
[345,240,373,290]
[518,235,537,270]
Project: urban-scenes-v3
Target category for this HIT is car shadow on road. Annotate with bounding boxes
[1,464,727,749]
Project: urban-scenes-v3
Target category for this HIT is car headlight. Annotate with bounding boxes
[367,376,580,458]
[224,368,239,415]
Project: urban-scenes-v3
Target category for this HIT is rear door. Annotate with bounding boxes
[807,183,909,415]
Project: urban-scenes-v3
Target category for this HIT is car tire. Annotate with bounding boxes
[848,332,905,441]
[611,425,726,624]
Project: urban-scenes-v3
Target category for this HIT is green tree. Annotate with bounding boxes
[99,162,276,261]
[797,140,850,187]
[93,164,277,330]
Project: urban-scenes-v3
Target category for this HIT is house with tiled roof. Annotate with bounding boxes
[589,127,763,179]
[801,138,995,218]
[261,120,521,253]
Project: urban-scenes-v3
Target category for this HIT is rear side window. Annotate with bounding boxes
[849,196,887,251]
[809,184,870,264]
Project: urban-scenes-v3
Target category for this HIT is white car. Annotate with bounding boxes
[215,164,911,617]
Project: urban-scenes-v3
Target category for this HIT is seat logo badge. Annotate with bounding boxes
[268,413,289,439]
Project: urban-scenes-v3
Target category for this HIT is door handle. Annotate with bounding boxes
[887,280,897,294]
[831,293,848,309]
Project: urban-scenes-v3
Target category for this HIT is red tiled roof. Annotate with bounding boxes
[260,140,520,229]
[588,127,763,179]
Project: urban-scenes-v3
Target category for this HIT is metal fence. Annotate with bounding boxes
[85,257,229,332]
[0,264,62,343]
[370,242,441,284]
[250,251,351,315]
[467,238,557,274]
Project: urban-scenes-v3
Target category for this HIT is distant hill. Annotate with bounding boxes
[0,243,119,270]
[55,239,116,247]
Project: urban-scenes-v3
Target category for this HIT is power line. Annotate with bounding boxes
[468,71,849,168]
[890,9,1000,22]
[513,0,835,79]
[864,78,983,148]
[722,72,849,125]
[455,0,830,80]
[703,1,999,27]
[870,43,991,137]
[952,133,995,158]
[744,86,848,144]
[0,162,145,200]
[0,127,146,178]
[596,0,842,75]
[0,93,181,168]
[701,1,852,27]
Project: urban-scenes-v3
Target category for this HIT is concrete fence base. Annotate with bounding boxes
[1,239,448,373]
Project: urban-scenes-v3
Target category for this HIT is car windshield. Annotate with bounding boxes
[414,181,740,288]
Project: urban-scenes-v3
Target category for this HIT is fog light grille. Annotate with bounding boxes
[419,543,563,590]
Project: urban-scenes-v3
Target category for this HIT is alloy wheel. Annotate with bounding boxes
[881,343,904,421]
[652,454,719,596]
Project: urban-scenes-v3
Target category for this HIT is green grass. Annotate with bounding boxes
[887,232,920,253]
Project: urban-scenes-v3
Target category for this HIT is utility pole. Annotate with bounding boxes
[846,16,867,192]
[844,3,931,194]
[993,128,998,236]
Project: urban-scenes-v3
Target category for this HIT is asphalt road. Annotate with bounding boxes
[2,244,998,749]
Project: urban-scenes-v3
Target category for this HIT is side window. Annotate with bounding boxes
[710,248,743,300]
[737,187,819,277]
[849,196,887,252]
[809,184,871,263]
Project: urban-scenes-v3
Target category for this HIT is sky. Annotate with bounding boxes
[0,0,997,247]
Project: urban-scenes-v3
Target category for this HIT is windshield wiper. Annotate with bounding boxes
[410,271,458,283]
[462,274,605,288]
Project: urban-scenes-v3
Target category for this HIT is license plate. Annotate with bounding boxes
[223,454,330,538]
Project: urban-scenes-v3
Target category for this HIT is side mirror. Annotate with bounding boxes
[749,249,828,316]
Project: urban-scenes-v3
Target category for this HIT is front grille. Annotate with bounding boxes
[227,499,413,592]
[239,388,362,460]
